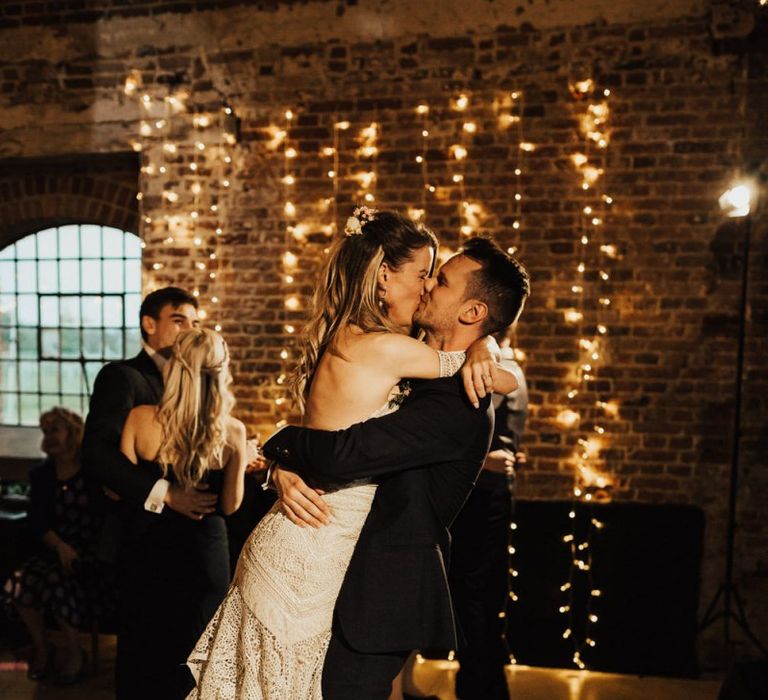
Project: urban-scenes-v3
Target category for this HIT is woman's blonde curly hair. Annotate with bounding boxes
[156,328,235,488]
[290,209,438,411]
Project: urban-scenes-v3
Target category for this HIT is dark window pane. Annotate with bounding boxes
[0,327,16,358]
[60,297,80,327]
[0,262,15,293]
[125,294,141,327]
[41,328,60,358]
[38,260,58,293]
[40,361,59,393]
[59,259,79,293]
[125,233,142,259]
[61,363,85,395]
[80,225,101,258]
[17,261,37,292]
[0,225,140,426]
[103,297,123,328]
[20,393,40,426]
[0,361,18,391]
[103,227,124,258]
[104,328,123,359]
[60,394,82,414]
[60,328,80,359]
[19,361,39,392]
[125,261,141,292]
[17,295,38,325]
[40,394,60,414]
[15,236,36,260]
[85,362,104,392]
[0,393,19,425]
[125,328,141,356]
[0,295,16,325]
[18,328,37,358]
[58,226,79,259]
[82,328,103,359]
[36,228,58,259]
[81,297,102,327]
[81,260,101,292]
[103,260,123,293]
[40,297,58,326]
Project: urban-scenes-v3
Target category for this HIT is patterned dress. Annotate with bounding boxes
[3,462,111,629]
[186,350,466,699]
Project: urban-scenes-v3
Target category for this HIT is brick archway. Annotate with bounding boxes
[0,153,139,248]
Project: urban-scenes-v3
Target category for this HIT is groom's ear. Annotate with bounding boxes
[459,299,488,327]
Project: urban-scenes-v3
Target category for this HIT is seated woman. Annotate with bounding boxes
[3,406,108,684]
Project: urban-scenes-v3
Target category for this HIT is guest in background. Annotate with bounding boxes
[119,327,247,700]
[3,407,107,685]
[449,337,528,700]
[82,286,218,699]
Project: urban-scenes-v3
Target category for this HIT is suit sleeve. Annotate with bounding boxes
[82,363,159,507]
[263,384,492,483]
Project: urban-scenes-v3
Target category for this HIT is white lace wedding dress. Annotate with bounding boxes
[186,351,465,700]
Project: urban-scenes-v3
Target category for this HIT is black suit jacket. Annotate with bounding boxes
[263,375,494,653]
[82,350,164,507]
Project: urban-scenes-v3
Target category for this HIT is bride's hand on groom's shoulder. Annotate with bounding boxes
[462,337,499,406]
[273,467,332,529]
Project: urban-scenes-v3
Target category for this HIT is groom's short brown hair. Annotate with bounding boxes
[460,236,530,335]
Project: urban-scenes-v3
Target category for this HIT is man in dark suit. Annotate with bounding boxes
[449,344,528,700]
[82,286,216,699]
[263,237,530,700]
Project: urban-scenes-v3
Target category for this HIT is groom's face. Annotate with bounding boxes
[413,254,481,333]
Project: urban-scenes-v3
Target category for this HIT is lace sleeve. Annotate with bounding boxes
[438,350,466,377]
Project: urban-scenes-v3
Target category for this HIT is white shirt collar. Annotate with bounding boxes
[142,341,168,372]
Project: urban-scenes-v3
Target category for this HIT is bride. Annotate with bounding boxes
[186,207,516,699]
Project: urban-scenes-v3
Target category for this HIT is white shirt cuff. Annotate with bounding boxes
[144,478,170,513]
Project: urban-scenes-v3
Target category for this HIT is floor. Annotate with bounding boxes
[0,635,723,700]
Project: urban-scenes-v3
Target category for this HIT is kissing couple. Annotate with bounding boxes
[186,207,530,699]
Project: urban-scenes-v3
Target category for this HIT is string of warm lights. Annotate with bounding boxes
[555,75,619,669]
[407,102,431,226]
[497,87,527,669]
[276,107,300,423]
[124,67,237,335]
[357,121,379,205]
[451,92,472,244]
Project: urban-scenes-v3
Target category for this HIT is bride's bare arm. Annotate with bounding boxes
[462,336,519,402]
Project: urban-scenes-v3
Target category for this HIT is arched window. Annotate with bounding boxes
[0,225,142,426]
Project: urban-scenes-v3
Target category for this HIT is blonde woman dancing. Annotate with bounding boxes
[120,328,247,699]
[186,208,516,699]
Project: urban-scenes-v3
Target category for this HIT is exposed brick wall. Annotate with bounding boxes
[0,156,139,247]
[0,0,313,28]
[1,0,766,667]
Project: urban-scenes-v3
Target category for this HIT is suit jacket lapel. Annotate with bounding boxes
[135,350,164,403]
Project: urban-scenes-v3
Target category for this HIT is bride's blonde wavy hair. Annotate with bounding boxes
[290,210,438,411]
[156,328,235,488]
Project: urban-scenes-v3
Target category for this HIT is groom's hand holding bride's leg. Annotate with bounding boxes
[273,467,331,528]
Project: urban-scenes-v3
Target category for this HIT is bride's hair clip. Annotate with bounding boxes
[344,205,377,236]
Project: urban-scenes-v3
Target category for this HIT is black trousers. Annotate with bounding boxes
[116,514,230,700]
[449,470,511,700]
[322,616,409,700]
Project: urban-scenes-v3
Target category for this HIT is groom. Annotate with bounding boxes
[263,236,530,699]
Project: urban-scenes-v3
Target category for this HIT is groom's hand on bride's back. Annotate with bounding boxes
[273,467,331,529]
[164,483,219,520]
